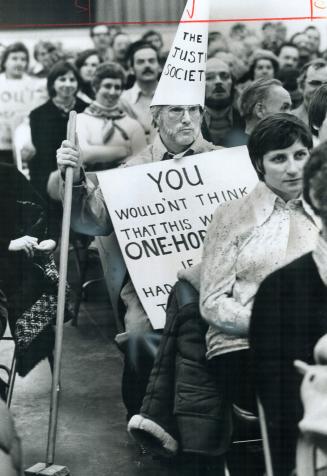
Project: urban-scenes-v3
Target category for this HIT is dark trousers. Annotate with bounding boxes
[121,330,162,420]
[208,350,264,476]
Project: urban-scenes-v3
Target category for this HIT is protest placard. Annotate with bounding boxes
[97,146,258,328]
[0,75,46,150]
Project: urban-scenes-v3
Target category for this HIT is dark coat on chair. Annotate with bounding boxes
[250,252,327,476]
[130,280,232,456]
[0,163,58,375]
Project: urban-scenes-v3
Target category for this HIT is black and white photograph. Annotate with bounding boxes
[1,1,327,474]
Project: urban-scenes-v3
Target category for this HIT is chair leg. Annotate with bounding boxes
[6,350,17,408]
[71,242,90,327]
[257,397,274,476]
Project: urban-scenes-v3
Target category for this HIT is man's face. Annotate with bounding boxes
[5,51,28,79]
[133,48,159,83]
[303,65,327,106]
[205,59,233,108]
[113,34,131,62]
[261,85,292,116]
[262,24,277,45]
[145,34,163,52]
[278,46,299,69]
[91,25,112,51]
[305,28,320,53]
[36,46,54,69]
[292,33,311,62]
[158,106,202,153]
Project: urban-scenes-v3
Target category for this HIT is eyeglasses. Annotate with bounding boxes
[166,106,202,120]
[307,80,327,87]
[205,72,231,82]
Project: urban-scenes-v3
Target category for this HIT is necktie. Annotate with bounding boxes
[162,152,174,161]
[162,149,194,161]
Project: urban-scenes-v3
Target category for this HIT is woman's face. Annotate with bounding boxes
[53,71,78,101]
[80,54,100,82]
[5,51,28,79]
[262,140,310,202]
[254,58,274,80]
[96,77,122,107]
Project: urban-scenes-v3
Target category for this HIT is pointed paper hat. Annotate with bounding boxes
[151,0,210,107]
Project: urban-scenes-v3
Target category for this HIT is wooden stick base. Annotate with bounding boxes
[25,463,70,475]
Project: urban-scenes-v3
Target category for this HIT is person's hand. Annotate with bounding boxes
[56,139,82,184]
[34,239,56,254]
[8,235,38,258]
[21,144,35,161]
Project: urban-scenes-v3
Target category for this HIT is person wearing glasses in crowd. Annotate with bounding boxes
[292,59,327,125]
[90,24,116,62]
[56,30,218,417]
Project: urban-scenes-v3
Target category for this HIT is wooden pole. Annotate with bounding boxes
[257,396,274,476]
[46,111,77,465]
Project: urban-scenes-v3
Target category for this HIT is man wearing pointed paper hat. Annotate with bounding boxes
[56,0,217,419]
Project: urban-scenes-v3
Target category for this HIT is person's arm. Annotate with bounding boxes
[129,120,147,156]
[57,140,113,236]
[199,203,251,336]
[76,114,131,167]
[81,144,130,166]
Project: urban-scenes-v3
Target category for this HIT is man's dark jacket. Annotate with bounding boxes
[250,252,327,476]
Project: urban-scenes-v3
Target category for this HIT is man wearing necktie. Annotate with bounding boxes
[57,0,216,419]
[56,101,217,418]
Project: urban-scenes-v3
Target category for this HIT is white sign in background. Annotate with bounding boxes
[0,76,47,150]
[97,146,258,329]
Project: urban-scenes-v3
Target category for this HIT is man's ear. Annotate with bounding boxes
[254,102,265,119]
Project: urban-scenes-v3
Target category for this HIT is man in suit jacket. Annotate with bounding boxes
[250,141,327,476]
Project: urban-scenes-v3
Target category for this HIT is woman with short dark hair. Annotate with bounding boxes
[29,60,87,199]
[200,113,320,472]
[28,61,87,233]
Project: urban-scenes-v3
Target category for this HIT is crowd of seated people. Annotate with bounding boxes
[1,19,327,475]
[0,21,326,171]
